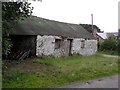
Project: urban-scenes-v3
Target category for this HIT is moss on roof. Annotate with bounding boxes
[11,16,95,39]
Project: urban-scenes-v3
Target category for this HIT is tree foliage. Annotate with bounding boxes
[99,35,117,52]
[2,2,33,58]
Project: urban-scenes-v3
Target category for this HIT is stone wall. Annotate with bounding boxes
[72,38,97,56]
[36,35,71,57]
[36,35,55,57]
[54,39,71,57]
[36,35,97,57]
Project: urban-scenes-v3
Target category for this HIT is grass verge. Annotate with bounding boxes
[2,54,119,88]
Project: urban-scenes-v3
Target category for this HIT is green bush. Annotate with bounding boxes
[99,35,117,52]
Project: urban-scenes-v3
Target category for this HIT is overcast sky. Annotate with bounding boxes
[30,0,119,32]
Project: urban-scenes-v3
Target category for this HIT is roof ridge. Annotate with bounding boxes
[31,15,79,26]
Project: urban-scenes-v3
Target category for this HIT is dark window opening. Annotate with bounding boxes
[81,40,85,48]
[55,39,61,49]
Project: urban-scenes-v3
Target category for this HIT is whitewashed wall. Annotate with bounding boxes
[36,35,69,57]
[36,35,55,57]
[72,38,97,56]
[36,35,97,57]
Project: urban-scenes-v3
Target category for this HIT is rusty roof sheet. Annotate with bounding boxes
[11,16,95,39]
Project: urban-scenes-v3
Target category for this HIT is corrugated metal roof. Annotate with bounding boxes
[11,16,95,39]
[97,32,118,40]
[97,33,108,39]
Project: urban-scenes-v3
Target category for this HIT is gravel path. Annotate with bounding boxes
[101,54,119,59]
[59,75,119,88]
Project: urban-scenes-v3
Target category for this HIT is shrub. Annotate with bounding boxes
[99,35,117,52]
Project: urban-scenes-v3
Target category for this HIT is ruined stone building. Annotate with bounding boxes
[10,16,97,59]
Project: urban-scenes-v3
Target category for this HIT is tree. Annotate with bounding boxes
[2,2,33,58]
[99,35,117,52]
